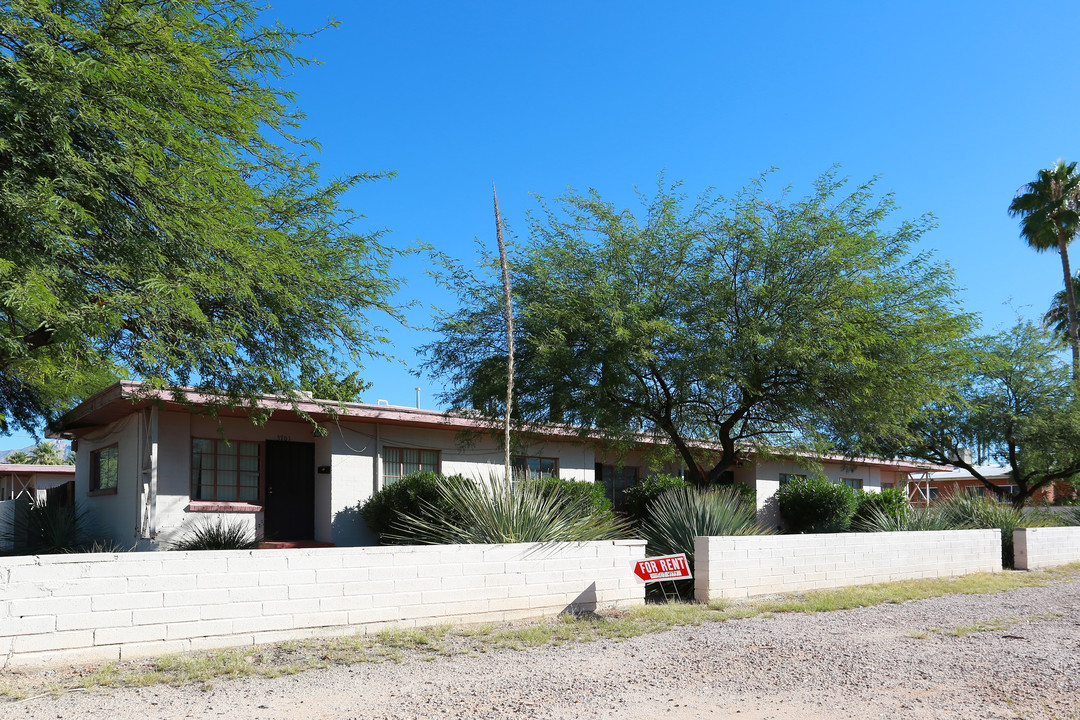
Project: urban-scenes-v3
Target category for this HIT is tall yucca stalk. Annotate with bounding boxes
[493,183,514,489]
[387,476,627,544]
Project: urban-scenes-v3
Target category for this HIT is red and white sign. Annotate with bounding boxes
[633,553,693,582]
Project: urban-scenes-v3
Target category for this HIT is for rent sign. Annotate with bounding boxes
[633,553,692,582]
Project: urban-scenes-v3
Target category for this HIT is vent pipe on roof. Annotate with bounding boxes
[377,399,389,406]
[415,387,421,409]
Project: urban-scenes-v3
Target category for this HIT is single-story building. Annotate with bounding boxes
[49,382,941,550]
[0,464,75,503]
[911,465,1074,505]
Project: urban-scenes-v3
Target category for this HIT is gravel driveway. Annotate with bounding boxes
[4,574,1079,720]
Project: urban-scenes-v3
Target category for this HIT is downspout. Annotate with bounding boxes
[374,422,381,494]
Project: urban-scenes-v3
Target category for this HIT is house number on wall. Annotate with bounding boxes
[276,435,291,442]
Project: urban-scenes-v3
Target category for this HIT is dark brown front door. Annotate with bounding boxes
[264,440,315,541]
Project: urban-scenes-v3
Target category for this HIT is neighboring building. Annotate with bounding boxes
[49,382,941,550]
[0,464,75,502]
[911,464,1074,505]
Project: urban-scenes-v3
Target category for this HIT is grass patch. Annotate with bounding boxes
[2,566,1076,701]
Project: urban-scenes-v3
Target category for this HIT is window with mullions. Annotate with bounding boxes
[191,439,261,503]
[512,455,558,482]
[383,447,439,485]
[840,478,863,491]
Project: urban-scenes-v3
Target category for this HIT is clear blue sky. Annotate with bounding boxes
[5,1,1080,449]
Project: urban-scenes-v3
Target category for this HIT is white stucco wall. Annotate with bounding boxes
[751,459,892,531]
[74,413,142,549]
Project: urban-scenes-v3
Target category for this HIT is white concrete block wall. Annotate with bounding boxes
[1014,527,1080,570]
[0,540,645,668]
[694,529,1001,602]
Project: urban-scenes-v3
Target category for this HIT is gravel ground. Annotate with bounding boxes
[4,575,1080,720]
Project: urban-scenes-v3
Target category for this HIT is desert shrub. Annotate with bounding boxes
[1,497,91,554]
[169,517,259,550]
[527,477,612,517]
[638,486,770,600]
[851,488,909,529]
[385,476,628,544]
[622,474,690,524]
[934,494,1058,568]
[359,471,468,543]
[776,475,857,533]
[853,504,952,532]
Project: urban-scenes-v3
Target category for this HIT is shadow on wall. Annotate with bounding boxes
[564,581,598,613]
[331,505,378,547]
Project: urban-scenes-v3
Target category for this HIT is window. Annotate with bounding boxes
[840,478,863,491]
[600,465,640,511]
[964,485,985,498]
[383,447,439,485]
[778,473,806,487]
[512,455,558,482]
[191,439,261,503]
[90,445,118,495]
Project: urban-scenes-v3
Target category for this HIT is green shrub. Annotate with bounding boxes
[776,475,857,533]
[526,477,612,517]
[851,488,909,529]
[622,474,690,524]
[639,486,770,600]
[169,517,259,550]
[359,471,468,543]
[385,476,628,544]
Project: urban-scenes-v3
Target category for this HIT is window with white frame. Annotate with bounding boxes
[383,447,439,485]
[191,439,261,503]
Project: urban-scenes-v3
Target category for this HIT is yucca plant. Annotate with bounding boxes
[1,497,91,554]
[169,517,260,551]
[638,486,770,600]
[386,476,628,544]
[934,494,1057,568]
[639,486,772,557]
[852,504,953,532]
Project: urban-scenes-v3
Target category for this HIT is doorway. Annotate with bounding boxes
[264,440,315,541]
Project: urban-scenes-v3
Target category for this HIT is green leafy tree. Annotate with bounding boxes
[1009,161,1080,378]
[901,323,1080,507]
[0,0,400,434]
[423,172,971,486]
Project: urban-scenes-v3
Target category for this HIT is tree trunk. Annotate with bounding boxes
[1059,234,1080,380]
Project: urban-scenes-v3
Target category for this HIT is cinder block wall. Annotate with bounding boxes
[694,530,1001,602]
[0,540,645,668]
[1014,527,1080,570]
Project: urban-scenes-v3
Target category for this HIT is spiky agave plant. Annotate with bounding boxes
[0,497,91,554]
[638,486,771,600]
[639,486,771,561]
[386,476,628,544]
[851,504,953,532]
[934,494,1057,568]
[169,517,259,551]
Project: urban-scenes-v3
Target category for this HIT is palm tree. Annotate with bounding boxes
[29,440,67,465]
[1009,161,1080,379]
[1044,274,1080,343]
[4,450,31,464]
